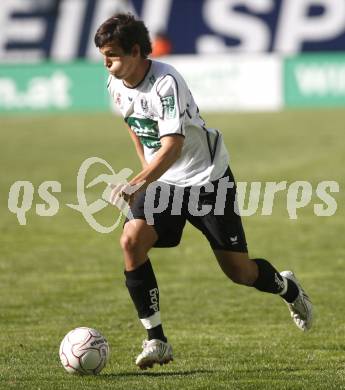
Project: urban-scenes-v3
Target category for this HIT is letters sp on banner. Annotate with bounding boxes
[1,0,345,62]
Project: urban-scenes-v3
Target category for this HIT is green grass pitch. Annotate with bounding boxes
[0,109,344,389]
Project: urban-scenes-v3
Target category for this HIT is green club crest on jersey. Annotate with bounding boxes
[161,95,176,119]
[149,75,156,86]
[126,116,161,149]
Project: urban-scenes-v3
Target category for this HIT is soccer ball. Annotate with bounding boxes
[59,327,110,375]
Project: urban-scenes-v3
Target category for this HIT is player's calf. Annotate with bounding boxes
[214,250,258,286]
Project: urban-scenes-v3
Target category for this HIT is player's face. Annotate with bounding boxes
[100,42,139,80]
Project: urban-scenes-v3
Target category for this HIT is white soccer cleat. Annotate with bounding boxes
[280,270,313,331]
[135,339,173,370]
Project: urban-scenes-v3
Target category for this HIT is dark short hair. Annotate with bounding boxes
[94,13,152,58]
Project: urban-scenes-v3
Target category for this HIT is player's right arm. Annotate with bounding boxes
[127,125,148,169]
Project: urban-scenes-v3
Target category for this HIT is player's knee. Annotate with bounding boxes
[120,232,140,255]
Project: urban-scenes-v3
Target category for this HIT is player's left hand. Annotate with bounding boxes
[108,181,145,208]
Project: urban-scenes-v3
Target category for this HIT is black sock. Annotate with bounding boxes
[124,259,167,342]
[147,325,166,342]
[281,278,299,303]
[252,258,299,302]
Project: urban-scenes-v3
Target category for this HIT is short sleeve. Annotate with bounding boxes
[154,75,186,138]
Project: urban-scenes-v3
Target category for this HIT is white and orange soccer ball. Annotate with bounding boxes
[59,327,110,375]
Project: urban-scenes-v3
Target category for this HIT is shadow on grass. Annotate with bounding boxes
[100,369,214,378]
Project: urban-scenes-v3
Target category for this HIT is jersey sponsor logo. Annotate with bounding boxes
[126,116,161,149]
[161,95,176,119]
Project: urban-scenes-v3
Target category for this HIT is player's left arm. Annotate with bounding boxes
[129,134,184,188]
[129,72,187,192]
[109,134,183,206]
[126,124,148,169]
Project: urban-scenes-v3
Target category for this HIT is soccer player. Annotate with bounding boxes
[94,13,313,370]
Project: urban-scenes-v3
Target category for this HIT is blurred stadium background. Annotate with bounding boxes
[1,0,345,112]
[1,1,345,389]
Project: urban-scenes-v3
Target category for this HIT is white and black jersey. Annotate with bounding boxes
[107,60,229,187]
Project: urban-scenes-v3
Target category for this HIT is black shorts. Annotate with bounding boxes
[125,167,247,252]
